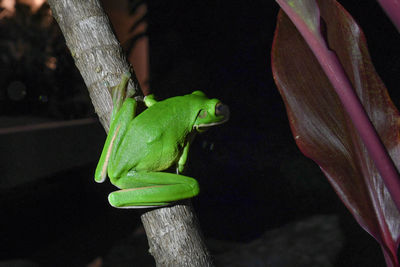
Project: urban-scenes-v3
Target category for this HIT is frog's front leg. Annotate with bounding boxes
[108,171,200,208]
[177,141,190,174]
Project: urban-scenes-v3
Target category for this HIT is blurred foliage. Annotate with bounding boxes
[0,1,93,119]
[124,0,147,54]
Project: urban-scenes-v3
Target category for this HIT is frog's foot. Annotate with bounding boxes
[108,172,199,209]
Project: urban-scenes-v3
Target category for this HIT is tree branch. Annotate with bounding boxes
[48,0,138,130]
[142,201,213,266]
[47,0,213,266]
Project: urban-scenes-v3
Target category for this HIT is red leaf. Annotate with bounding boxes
[272,0,400,265]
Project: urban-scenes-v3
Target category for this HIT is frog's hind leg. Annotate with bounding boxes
[94,73,137,183]
[108,172,200,208]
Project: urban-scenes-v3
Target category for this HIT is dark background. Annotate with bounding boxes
[1,0,400,266]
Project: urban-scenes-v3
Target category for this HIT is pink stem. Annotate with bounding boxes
[377,0,400,32]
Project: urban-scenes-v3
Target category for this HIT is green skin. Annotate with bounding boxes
[95,73,229,208]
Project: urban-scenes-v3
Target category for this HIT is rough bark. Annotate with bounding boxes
[48,0,139,131]
[47,1,213,266]
[142,201,213,267]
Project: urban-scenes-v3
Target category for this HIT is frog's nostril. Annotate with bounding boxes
[215,103,230,119]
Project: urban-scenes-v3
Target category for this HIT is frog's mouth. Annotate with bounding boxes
[194,103,230,132]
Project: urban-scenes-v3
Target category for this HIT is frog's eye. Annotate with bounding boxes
[215,102,229,118]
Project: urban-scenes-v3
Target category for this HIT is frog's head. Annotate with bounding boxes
[191,91,230,132]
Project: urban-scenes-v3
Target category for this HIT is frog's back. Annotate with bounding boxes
[110,95,198,176]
